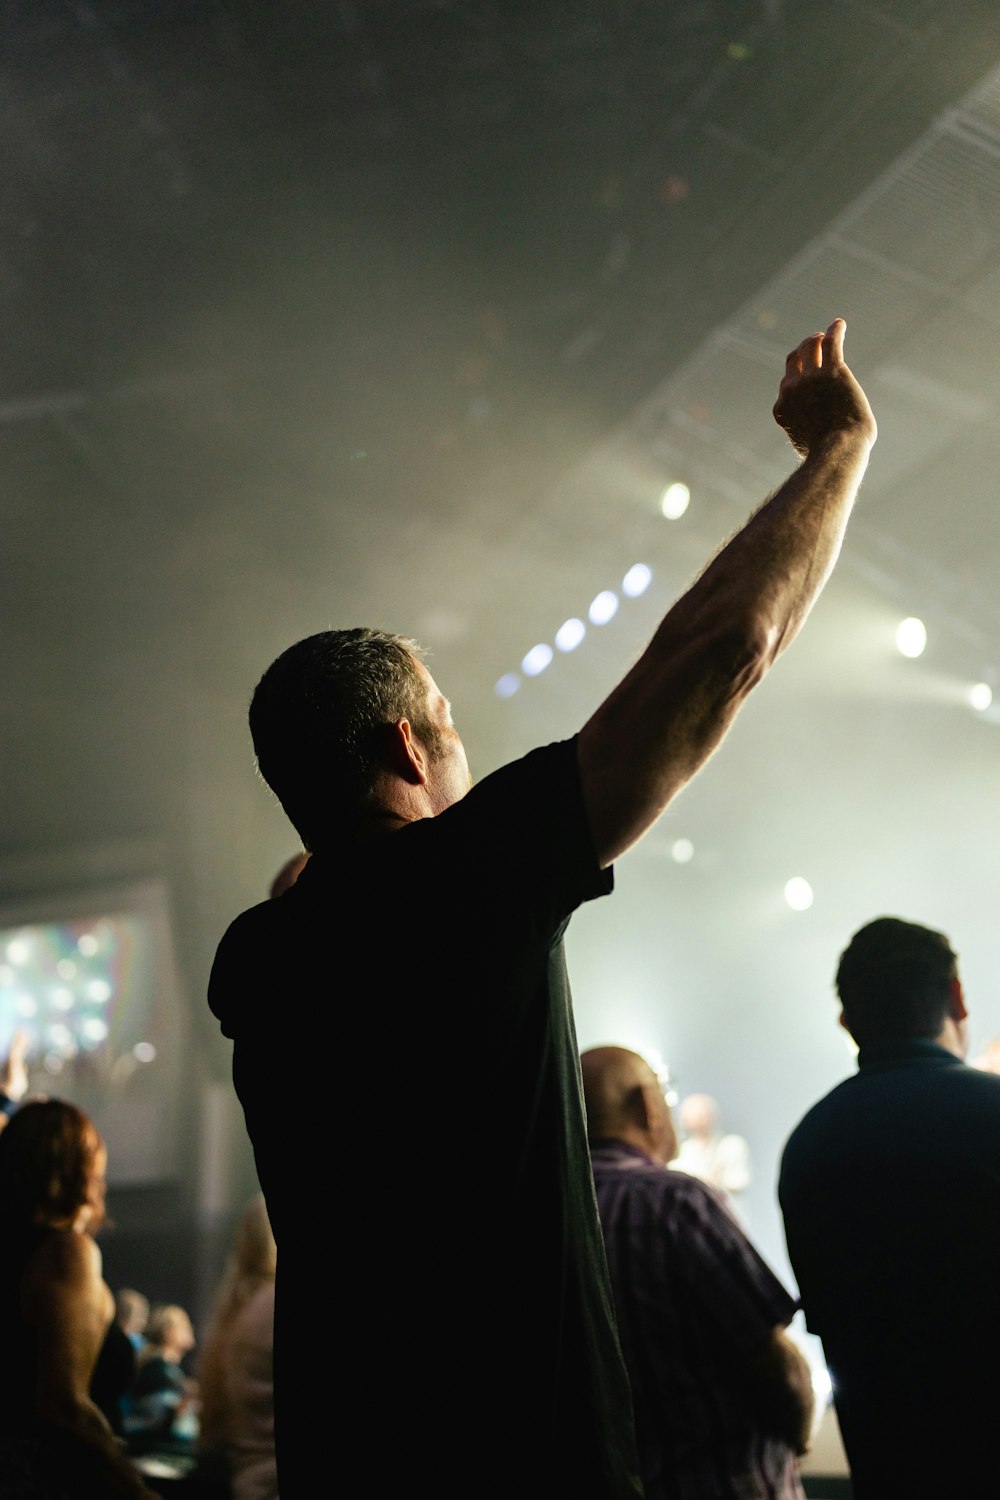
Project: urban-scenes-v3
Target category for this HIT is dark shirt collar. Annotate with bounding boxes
[588,1138,657,1165]
[857,1036,963,1071]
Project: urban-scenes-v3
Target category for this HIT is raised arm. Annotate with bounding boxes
[578,318,876,867]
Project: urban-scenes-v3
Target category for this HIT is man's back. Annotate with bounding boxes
[210,741,641,1499]
[780,1039,1000,1498]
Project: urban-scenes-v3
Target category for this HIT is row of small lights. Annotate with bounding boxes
[494,483,692,700]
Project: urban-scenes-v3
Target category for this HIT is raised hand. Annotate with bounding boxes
[773,318,877,460]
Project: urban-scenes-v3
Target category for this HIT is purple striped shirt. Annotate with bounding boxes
[591,1141,805,1500]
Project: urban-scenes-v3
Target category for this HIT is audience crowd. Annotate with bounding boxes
[3,316,993,1500]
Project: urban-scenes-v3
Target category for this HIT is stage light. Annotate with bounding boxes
[589,590,619,625]
[77,933,99,956]
[671,838,694,864]
[896,617,926,658]
[555,618,586,652]
[784,877,814,911]
[522,643,554,677]
[56,958,77,980]
[494,673,520,699]
[134,1041,157,1063]
[660,482,690,520]
[6,936,30,965]
[622,563,652,598]
[85,978,112,1003]
[51,987,73,1011]
[969,682,993,712]
[81,1017,108,1045]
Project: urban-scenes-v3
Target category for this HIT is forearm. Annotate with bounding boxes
[41,1399,159,1499]
[743,1328,816,1455]
[579,428,872,864]
[687,427,872,664]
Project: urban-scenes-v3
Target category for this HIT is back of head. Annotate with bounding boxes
[581,1046,662,1142]
[116,1287,150,1336]
[249,627,432,850]
[0,1097,103,1229]
[144,1303,194,1358]
[836,916,958,1048]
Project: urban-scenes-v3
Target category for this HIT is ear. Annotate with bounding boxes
[385,719,429,786]
[948,975,968,1023]
[837,1010,857,1043]
[632,1081,658,1131]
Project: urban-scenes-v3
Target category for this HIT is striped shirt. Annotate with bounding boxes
[590,1142,804,1500]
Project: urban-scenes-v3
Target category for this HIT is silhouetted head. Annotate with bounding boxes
[0,1097,107,1232]
[249,627,448,849]
[580,1045,678,1165]
[836,916,964,1050]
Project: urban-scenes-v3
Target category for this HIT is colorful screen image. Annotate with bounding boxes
[0,881,186,1183]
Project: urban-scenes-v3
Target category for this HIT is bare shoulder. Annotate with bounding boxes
[28,1227,102,1289]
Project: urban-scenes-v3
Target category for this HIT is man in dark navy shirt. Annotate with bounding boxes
[210,321,876,1498]
[780,916,1000,1500]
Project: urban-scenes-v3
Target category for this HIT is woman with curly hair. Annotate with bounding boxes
[0,1098,158,1499]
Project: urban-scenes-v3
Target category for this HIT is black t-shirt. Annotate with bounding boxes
[209,738,643,1499]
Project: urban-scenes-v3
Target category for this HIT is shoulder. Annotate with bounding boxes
[30,1226,101,1283]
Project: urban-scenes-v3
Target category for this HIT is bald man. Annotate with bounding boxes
[582,1046,813,1500]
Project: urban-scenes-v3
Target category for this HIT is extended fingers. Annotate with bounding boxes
[785,318,846,377]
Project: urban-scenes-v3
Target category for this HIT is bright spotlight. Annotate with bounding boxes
[784,877,814,911]
[589,590,619,625]
[671,838,694,864]
[555,618,586,652]
[969,682,993,712]
[896,617,927,659]
[494,673,520,700]
[660,482,690,520]
[622,563,652,598]
[522,643,554,677]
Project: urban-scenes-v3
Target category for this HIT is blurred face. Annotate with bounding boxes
[77,1142,107,1233]
[413,662,472,814]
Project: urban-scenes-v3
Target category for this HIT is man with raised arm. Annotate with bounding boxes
[209,320,875,1499]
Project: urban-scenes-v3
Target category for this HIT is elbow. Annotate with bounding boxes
[711,618,779,701]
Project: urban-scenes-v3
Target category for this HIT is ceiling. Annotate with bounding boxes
[3,0,1000,1265]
